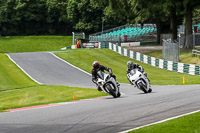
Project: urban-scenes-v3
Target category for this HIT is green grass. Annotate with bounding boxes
[55,49,200,85]
[143,50,162,58]
[129,111,200,133]
[144,50,200,65]
[0,53,37,91]
[0,52,107,112]
[0,36,72,53]
[0,85,107,112]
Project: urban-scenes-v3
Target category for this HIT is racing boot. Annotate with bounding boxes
[116,81,120,87]
[148,84,152,93]
[97,86,102,92]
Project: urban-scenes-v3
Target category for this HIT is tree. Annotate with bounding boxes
[91,0,128,31]
[46,0,69,34]
[0,0,19,34]
[67,0,108,33]
[130,0,168,44]
[98,0,169,44]
[0,0,48,35]
[103,6,127,29]
[183,0,200,49]
[193,8,200,23]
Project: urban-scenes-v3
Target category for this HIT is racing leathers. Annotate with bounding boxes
[92,65,118,91]
[127,63,149,85]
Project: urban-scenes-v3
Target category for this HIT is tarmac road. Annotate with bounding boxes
[1,52,200,133]
[7,52,96,88]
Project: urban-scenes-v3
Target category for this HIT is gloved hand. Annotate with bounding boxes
[109,72,113,77]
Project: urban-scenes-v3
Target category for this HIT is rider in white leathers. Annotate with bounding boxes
[126,61,150,85]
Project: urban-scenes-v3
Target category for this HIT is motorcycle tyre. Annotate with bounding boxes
[117,92,121,97]
[138,82,148,93]
[106,84,117,98]
[148,88,152,93]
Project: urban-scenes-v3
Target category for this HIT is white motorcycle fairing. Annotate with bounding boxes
[96,71,121,98]
[127,69,152,93]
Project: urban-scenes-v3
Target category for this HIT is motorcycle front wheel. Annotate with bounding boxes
[138,82,148,93]
[105,83,118,98]
[148,88,152,93]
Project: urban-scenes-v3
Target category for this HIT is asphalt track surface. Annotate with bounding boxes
[1,52,200,133]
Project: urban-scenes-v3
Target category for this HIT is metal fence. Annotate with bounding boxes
[193,33,200,46]
[179,33,200,48]
[162,39,179,62]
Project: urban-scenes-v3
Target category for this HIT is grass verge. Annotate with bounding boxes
[144,50,200,65]
[0,53,37,91]
[0,52,107,112]
[55,49,200,85]
[0,85,107,112]
[0,36,72,53]
[129,111,200,133]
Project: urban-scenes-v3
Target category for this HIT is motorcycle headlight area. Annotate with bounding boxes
[99,81,104,85]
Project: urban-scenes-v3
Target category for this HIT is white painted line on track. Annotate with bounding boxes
[49,52,130,85]
[119,109,200,133]
[6,53,43,85]
[49,52,127,94]
[49,52,92,76]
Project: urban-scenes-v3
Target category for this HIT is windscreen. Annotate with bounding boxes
[130,69,136,75]
[97,71,104,80]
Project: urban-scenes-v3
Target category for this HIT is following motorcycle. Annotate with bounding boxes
[127,69,152,93]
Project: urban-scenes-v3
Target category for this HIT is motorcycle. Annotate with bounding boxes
[127,69,152,93]
[96,71,121,98]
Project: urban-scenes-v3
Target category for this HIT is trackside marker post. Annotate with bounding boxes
[73,94,76,99]
[183,76,186,84]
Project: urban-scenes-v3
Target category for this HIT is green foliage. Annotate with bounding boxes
[193,8,200,23]
[0,0,200,36]
[0,0,125,35]
[67,0,105,32]
[0,0,48,35]
[46,0,69,34]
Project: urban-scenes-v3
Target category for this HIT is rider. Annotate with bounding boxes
[126,61,150,85]
[92,61,119,91]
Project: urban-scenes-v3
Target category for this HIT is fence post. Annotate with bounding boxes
[193,33,195,48]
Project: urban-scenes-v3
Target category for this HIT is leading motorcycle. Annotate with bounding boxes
[96,71,121,98]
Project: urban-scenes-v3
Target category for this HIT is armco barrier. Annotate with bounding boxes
[109,43,200,76]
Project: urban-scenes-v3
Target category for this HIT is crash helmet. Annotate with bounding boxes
[133,63,139,68]
[93,61,100,69]
[127,61,133,69]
